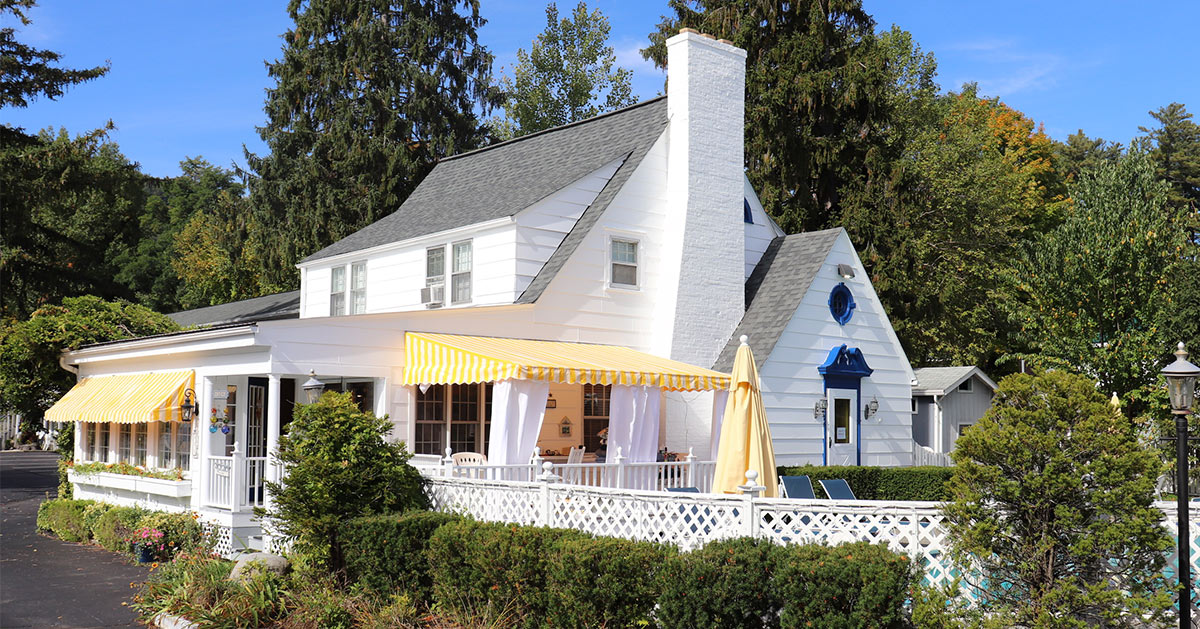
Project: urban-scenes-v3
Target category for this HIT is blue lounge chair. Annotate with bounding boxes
[666,487,700,493]
[779,475,816,499]
[818,478,857,500]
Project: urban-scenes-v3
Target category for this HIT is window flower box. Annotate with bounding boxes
[68,470,191,498]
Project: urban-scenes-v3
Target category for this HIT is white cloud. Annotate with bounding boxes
[944,39,1066,97]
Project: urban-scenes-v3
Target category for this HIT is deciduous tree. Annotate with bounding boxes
[491,2,635,140]
[245,0,502,291]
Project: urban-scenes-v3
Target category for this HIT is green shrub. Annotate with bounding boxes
[427,519,589,627]
[92,505,149,553]
[81,502,113,535]
[776,465,953,501]
[657,537,783,629]
[35,498,94,542]
[340,510,459,600]
[56,458,73,499]
[775,542,914,628]
[136,511,206,557]
[544,536,674,628]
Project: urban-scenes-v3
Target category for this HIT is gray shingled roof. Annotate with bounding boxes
[301,97,669,265]
[912,366,995,394]
[712,228,843,372]
[168,291,300,328]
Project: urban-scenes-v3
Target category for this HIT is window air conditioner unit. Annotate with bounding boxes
[421,283,444,307]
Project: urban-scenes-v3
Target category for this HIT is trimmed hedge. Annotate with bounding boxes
[36,498,94,542]
[544,535,674,628]
[81,502,114,534]
[776,542,914,628]
[427,520,590,627]
[92,505,149,553]
[776,465,953,501]
[340,511,460,600]
[657,537,782,629]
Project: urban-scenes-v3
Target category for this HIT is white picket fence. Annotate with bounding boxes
[912,442,952,467]
[422,473,1200,602]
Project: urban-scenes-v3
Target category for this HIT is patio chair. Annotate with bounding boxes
[566,446,585,465]
[818,478,857,500]
[666,487,700,493]
[779,475,816,499]
[451,451,487,466]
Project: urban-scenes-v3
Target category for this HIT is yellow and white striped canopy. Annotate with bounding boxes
[45,371,195,424]
[404,332,730,391]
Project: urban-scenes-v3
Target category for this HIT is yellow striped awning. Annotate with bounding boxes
[404,332,730,391]
[45,371,195,424]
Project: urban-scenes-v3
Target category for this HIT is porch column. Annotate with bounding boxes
[264,375,281,512]
[196,377,212,511]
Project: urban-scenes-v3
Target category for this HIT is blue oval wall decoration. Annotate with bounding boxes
[828,282,856,325]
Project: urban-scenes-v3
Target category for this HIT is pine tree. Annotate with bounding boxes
[642,0,893,233]
[245,0,502,290]
[0,0,108,111]
[1138,102,1200,210]
[492,2,636,140]
[1054,129,1124,184]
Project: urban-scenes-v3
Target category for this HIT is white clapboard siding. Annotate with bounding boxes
[758,231,914,467]
[743,177,784,279]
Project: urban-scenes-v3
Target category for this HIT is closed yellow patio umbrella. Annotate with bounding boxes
[712,335,778,497]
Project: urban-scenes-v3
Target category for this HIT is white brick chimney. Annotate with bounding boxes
[654,30,747,369]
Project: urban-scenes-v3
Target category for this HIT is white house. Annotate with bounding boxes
[47,31,915,551]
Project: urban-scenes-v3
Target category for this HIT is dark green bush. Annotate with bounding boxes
[340,511,459,600]
[35,498,94,542]
[545,536,674,628]
[92,505,149,553]
[775,542,914,628]
[776,465,953,501]
[657,537,783,629]
[427,519,589,628]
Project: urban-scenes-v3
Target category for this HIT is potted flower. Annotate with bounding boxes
[129,526,166,564]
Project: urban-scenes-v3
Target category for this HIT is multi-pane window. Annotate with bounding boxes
[610,239,638,287]
[582,384,611,454]
[415,384,446,455]
[426,246,445,284]
[134,424,148,466]
[160,422,175,469]
[119,424,132,463]
[83,423,96,461]
[224,385,238,456]
[350,262,367,314]
[330,267,346,316]
[450,384,480,454]
[451,241,472,304]
[98,423,110,463]
[176,421,191,471]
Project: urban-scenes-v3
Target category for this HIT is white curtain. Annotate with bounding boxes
[709,389,729,460]
[486,379,550,465]
[609,384,662,463]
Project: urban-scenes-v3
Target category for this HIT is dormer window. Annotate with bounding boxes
[610,238,638,288]
[330,261,367,316]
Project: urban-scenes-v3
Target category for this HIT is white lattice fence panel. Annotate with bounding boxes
[426,478,542,526]
[1157,501,1200,609]
[545,485,746,551]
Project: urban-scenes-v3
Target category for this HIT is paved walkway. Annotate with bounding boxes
[1,452,149,628]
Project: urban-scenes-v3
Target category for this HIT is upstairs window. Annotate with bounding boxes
[610,238,638,288]
[743,198,753,224]
[330,267,346,316]
[958,378,973,393]
[426,246,445,284]
[350,262,367,314]
[451,241,472,304]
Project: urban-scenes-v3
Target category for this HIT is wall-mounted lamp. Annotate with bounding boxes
[813,398,828,420]
[179,389,197,422]
[837,263,856,279]
[302,370,325,404]
[864,396,880,420]
[546,393,557,409]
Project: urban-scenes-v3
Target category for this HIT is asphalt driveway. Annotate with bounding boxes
[1,451,149,628]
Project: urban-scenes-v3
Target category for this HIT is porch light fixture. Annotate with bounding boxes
[546,393,557,409]
[837,263,855,279]
[813,398,827,420]
[864,396,880,420]
[179,389,197,422]
[1159,341,1198,628]
[302,371,325,404]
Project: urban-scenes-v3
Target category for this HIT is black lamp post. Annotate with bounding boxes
[1161,341,1198,627]
[302,371,325,404]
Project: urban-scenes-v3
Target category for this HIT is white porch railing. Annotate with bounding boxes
[243,456,268,509]
[415,447,716,493]
[422,473,1200,602]
[205,455,233,509]
[913,442,952,467]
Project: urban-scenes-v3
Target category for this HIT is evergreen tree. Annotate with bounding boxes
[642,0,893,233]
[0,0,108,111]
[491,2,636,140]
[245,0,502,291]
[1138,102,1200,210]
[1054,129,1124,184]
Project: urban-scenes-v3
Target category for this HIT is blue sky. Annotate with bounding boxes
[4,1,1196,178]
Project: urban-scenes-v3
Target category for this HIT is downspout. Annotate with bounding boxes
[933,393,942,452]
[59,353,79,375]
